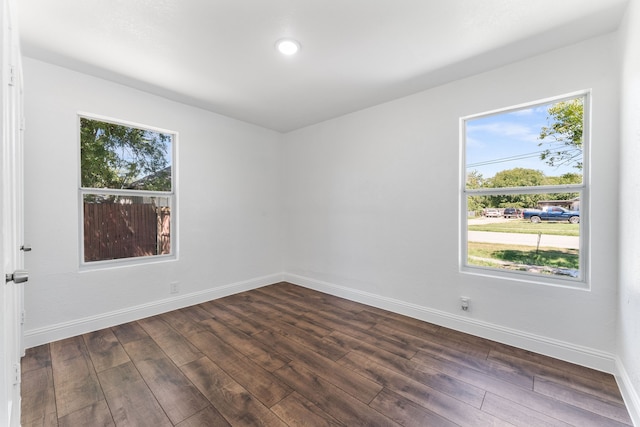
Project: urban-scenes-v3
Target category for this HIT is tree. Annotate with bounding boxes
[538,98,583,170]
[545,172,582,185]
[541,173,581,202]
[80,118,171,191]
[478,168,581,208]
[466,170,484,189]
[487,167,546,188]
[466,170,488,213]
[484,168,547,208]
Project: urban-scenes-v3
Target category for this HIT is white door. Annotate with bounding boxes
[1,0,25,425]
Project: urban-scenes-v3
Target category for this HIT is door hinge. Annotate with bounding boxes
[13,363,20,385]
[8,65,15,86]
[21,310,25,325]
[20,116,25,131]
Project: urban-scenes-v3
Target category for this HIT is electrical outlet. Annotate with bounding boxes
[170,282,180,294]
[460,297,470,311]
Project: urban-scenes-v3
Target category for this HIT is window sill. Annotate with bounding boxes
[461,265,589,291]
[79,254,177,272]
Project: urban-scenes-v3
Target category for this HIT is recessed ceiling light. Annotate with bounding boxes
[276,38,300,56]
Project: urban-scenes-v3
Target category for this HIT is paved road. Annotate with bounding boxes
[468,231,579,249]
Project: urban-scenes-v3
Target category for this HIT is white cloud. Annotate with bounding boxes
[467,121,540,143]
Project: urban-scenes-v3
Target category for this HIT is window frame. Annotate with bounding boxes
[78,113,178,269]
[460,91,590,288]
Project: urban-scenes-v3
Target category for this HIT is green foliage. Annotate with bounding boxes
[538,98,584,170]
[483,168,545,208]
[551,172,582,185]
[487,167,545,188]
[466,170,488,213]
[466,170,484,189]
[80,118,172,191]
[471,168,581,209]
[542,173,581,201]
[487,193,543,209]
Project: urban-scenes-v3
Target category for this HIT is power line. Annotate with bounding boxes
[466,150,549,168]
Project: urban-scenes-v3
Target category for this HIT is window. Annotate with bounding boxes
[461,93,588,285]
[79,115,176,266]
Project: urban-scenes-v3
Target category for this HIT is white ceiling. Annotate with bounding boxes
[17,0,628,133]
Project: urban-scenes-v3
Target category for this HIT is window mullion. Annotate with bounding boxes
[465,184,584,196]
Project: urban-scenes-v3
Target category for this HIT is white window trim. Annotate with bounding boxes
[77,112,178,270]
[459,91,590,289]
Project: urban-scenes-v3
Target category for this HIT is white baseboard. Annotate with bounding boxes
[23,271,638,424]
[23,273,285,349]
[616,357,640,427]
[284,273,618,375]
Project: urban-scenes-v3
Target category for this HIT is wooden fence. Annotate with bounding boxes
[83,202,171,262]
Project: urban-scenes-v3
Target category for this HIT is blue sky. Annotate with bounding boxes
[465,102,581,180]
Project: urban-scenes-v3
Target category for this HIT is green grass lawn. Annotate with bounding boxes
[468,242,579,269]
[468,220,579,236]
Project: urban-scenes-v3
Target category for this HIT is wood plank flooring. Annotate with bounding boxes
[21,282,632,426]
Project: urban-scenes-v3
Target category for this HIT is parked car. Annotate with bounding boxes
[522,206,580,223]
[484,208,502,217]
[503,207,520,218]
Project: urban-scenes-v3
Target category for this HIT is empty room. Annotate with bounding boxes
[2,0,640,426]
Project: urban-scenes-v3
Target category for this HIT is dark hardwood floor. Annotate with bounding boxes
[21,282,632,426]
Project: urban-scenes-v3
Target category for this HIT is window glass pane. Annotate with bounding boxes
[465,97,584,189]
[83,194,171,262]
[466,193,581,278]
[80,118,172,191]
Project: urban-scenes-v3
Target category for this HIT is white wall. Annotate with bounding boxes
[618,0,640,423]
[19,22,640,421]
[22,58,284,346]
[284,34,621,371]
